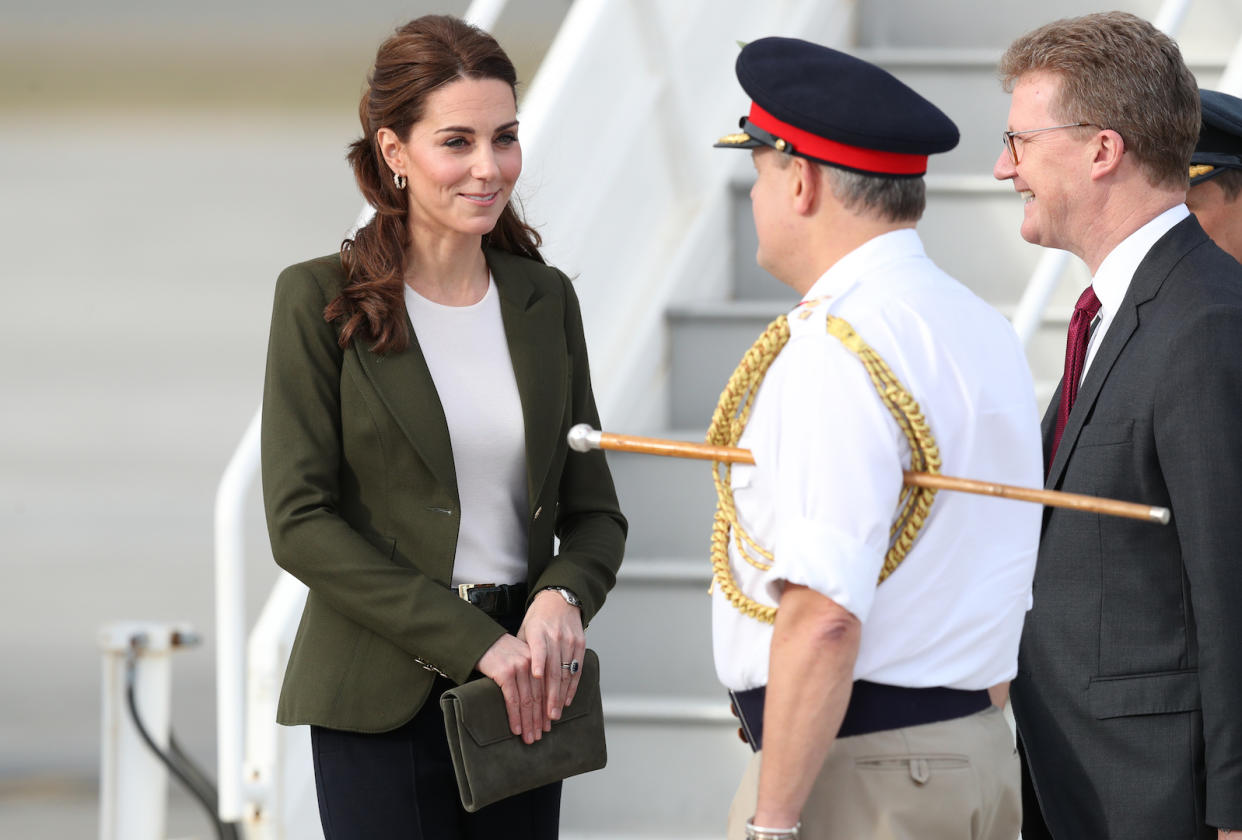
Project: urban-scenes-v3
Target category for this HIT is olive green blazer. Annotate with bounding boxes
[261,247,627,733]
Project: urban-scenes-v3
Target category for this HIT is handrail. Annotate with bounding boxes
[213,406,261,822]
[1010,250,1071,346]
[1152,0,1192,35]
[1220,33,1242,94]
[463,0,507,31]
[1011,0,1191,348]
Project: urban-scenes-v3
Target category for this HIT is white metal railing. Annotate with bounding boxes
[214,408,261,823]
[1010,250,1073,346]
[1153,0,1193,37]
[1220,33,1242,94]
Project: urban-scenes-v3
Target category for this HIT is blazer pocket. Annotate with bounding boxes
[1076,419,1134,447]
[1088,668,1200,719]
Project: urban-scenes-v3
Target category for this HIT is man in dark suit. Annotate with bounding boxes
[1188,89,1242,263]
[992,12,1242,839]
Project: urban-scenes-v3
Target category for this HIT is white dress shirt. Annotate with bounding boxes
[1082,204,1189,381]
[712,229,1043,692]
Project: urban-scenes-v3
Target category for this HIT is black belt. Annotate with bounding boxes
[729,679,992,752]
[457,582,527,619]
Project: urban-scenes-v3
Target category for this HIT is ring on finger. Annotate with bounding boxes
[560,659,580,675]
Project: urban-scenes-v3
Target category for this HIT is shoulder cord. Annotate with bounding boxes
[705,313,941,625]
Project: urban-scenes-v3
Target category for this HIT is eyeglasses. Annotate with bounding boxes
[1001,123,1095,165]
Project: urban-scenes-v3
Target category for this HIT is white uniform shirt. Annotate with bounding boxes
[404,276,529,587]
[712,229,1042,692]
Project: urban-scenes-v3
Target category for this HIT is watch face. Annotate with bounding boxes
[553,587,580,606]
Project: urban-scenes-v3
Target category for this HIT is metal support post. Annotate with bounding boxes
[98,622,197,840]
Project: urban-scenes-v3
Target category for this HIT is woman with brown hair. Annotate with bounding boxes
[260,15,626,839]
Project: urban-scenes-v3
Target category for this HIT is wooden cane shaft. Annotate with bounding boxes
[592,432,1168,524]
[597,432,756,464]
[900,472,1168,524]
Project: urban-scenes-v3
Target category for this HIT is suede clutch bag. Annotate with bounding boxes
[440,648,606,812]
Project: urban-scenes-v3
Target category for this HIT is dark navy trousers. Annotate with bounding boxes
[311,673,561,840]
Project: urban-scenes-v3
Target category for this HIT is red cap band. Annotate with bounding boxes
[748,102,929,176]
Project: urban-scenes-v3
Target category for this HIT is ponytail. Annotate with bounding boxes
[325,123,410,354]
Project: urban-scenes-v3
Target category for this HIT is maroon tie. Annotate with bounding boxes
[1050,285,1102,463]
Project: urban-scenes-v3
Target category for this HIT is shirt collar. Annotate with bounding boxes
[802,228,925,303]
[1091,204,1189,314]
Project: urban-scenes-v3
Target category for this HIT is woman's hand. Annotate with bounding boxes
[476,634,546,744]
[518,589,586,725]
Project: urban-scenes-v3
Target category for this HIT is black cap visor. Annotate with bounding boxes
[714,116,791,152]
[1190,152,1242,186]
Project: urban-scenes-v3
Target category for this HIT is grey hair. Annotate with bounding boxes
[824,167,926,222]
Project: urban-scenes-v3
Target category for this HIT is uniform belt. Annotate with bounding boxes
[729,680,992,752]
[457,582,527,618]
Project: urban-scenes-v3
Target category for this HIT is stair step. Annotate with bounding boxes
[609,432,720,555]
[855,1,1242,56]
[853,47,1013,178]
[665,302,790,429]
[590,553,719,699]
[561,715,748,836]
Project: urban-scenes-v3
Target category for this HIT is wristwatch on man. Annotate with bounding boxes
[541,586,582,608]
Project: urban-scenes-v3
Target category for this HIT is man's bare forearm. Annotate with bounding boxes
[753,584,861,829]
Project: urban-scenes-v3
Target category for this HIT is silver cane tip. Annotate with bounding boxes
[567,424,601,453]
[1151,506,1171,525]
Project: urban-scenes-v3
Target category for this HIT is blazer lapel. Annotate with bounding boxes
[349,247,569,510]
[1044,216,1205,488]
[488,248,567,513]
[353,317,458,495]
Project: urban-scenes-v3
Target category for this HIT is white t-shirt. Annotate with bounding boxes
[712,229,1043,692]
[404,275,529,587]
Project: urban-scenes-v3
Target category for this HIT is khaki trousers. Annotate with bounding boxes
[727,706,1020,840]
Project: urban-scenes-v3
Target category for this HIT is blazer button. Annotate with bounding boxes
[533,506,542,520]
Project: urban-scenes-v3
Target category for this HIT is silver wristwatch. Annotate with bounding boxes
[542,586,582,608]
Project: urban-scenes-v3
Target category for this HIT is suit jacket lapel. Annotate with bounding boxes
[353,318,458,495]
[1044,216,1205,488]
[488,248,567,514]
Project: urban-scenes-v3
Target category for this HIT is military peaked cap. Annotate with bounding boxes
[714,37,959,177]
[1190,89,1242,186]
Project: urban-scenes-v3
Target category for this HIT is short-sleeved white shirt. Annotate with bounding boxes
[712,229,1043,692]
